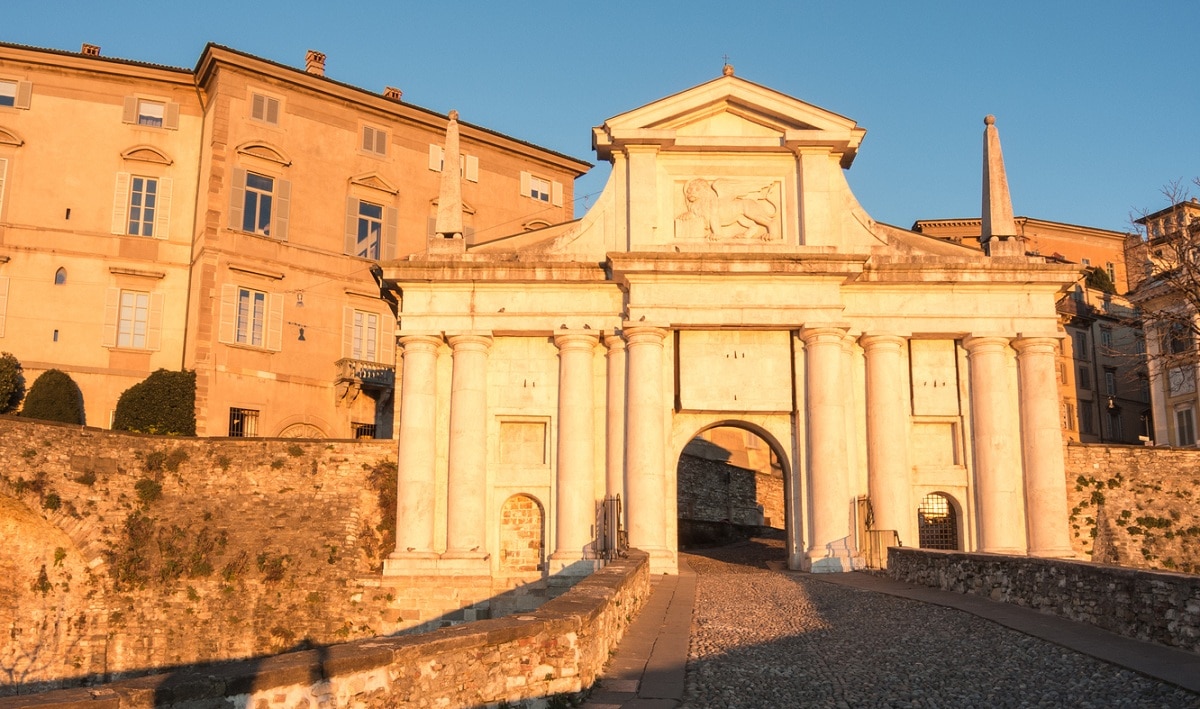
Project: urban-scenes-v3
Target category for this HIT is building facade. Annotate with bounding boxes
[382,72,1080,578]
[0,42,589,436]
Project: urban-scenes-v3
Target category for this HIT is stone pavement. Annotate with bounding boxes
[582,540,1200,708]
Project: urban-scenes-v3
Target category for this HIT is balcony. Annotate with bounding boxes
[335,358,395,405]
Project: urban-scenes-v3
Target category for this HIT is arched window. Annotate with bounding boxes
[54,267,67,285]
[917,493,959,550]
[498,494,545,574]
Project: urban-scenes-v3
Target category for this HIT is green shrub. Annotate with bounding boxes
[20,369,84,424]
[135,478,163,505]
[112,369,196,436]
[0,352,24,414]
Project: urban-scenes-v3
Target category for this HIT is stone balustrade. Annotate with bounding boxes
[4,551,650,708]
[888,547,1200,653]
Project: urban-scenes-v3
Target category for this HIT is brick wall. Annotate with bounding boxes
[1064,442,1200,573]
[677,453,784,527]
[888,548,1200,653]
[2,552,651,708]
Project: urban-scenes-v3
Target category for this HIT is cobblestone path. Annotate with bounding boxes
[681,538,1200,709]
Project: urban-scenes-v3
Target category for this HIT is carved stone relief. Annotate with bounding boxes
[673,178,781,242]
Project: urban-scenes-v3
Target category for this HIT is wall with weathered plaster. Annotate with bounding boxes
[1063,442,1200,573]
[888,547,1200,653]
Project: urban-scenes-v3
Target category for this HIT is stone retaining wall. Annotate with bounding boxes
[888,547,1200,653]
[3,551,650,708]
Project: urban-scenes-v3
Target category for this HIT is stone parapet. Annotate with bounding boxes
[4,551,650,708]
[888,547,1200,653]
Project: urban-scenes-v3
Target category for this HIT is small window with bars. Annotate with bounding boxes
[352,422,376,439]
[228,407,259,437]
[917,493,959,550]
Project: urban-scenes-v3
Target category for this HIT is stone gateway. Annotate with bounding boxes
[381,68,1079,578]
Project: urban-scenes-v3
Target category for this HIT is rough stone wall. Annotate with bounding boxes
[677,453,783,528]
[888,548,1200,653]
[3,552,651,709]
[1064,442,1200,573]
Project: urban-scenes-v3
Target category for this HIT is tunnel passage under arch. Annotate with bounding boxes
[676,423,787,549]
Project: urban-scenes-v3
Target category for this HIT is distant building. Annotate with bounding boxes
[1126,198,1200,447]
[0,42,589,436]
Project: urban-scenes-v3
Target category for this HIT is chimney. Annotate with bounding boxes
[305,50,326,76]
[383,86,403,102]
[81,43,101,56]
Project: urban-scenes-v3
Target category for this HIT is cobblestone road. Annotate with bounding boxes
[681,538,1200,709]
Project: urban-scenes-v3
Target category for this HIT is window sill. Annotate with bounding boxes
[223,342,275,354]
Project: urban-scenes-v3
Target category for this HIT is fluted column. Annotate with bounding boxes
[388,335,442,569]
[861,334,911,546]
[963,335,1026,554]
[442,334,491,567]
[801,326,851,572]
[1014,336,1073,557]
[604,335,627,511]
[624,325,671,573]
[551,332,599,570]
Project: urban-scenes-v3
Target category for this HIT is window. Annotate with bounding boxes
[122,97,178,129]
[352,310,379,362]
[236,287,267,347]
[427,145,479,182]
[127,176,158,236]
[251,93,279,125]
[1100,327,1113,349]
[1175,407,1196,447]
[230,168,290,239]
[54,268,66,285]
[1080,406,1095,436]
[1072,330,1087,357]
[917,493,959,550]
[1063,401,1076,431]
[0,79,30,109]
[356,201,383,259]
[1104,369,1117,396]
[1081,258,1091,267]
[117,290,150,348]
[352,422,376,439]
[1107,411,1123,440]
[520,171,562,206]
[362,125,387,156]
[1106,262,1116,283]
[228,407,259,437]
[1135,337,1146,356]
[138,100,164,127]
[1077,365,1091,390]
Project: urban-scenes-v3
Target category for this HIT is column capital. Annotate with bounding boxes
[622,325,669,347]
[800,325,847,347]
[399,334,444,353]
[1012,335,1062,357]
[604,334,627,353]
[446,333,493,353]
[962,334,1012,355]
[859,333,906,353]
[554,331,600,352]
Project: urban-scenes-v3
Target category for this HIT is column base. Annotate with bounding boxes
[803,547,861,573]
[382,550,441,576]
[437,550,491,574]
[546,555,600,576]
[639,546,678,575]
[1028,547,1076,559]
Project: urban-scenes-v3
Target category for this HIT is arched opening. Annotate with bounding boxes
[54,267,66,285]
[498,493,545,575]
[676,424,786,549]
[917,492,960,550]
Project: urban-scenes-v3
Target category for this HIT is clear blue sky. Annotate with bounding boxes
[8,1,1198,233]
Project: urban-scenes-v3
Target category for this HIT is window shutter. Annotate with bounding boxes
[102,287,120,347]
[274,179,291,240]
[428,144,443,171]
[218,284,236,345]
[147,292,165,351]
[0,158,7,219]
[154,177,172,239]
[111,172,131,234]
[252,93,265,121]
[551,181,563,207]
[14,81,32,109]
[122,96,137,124]
[426,216,436,239]
[380,312,395,366]
[343,306,355,359]
[163,102,180,130]
[344,196,359,255]
[362,126,373,152]
[374,128,387,155]
[384,206,398,260]
[464,155,479,183]
[229,168,247,231]
[0,276,8,338]
[266,97,279,124]
[520,171,531,197]
[266,293,284,352]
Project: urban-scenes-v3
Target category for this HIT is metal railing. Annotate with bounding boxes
[861,529,900,570]
[596,495,627,561]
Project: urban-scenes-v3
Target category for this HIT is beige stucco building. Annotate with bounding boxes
[381,70,1081,577]
[0,42,587,436]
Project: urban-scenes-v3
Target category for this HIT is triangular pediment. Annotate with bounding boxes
[594,73,866,167]
[349,171,398,195]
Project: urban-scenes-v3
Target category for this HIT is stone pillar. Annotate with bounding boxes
[624,325,672,574]
[551,332,599,572]
[388,335,442,571]
[963,335,1026,554]
[605,335,627,513]
[801,326,852,572]
[1145,333,1170,445]
[1014,336,1074,558]
[860,334,911,548]
[442,334,491,569]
